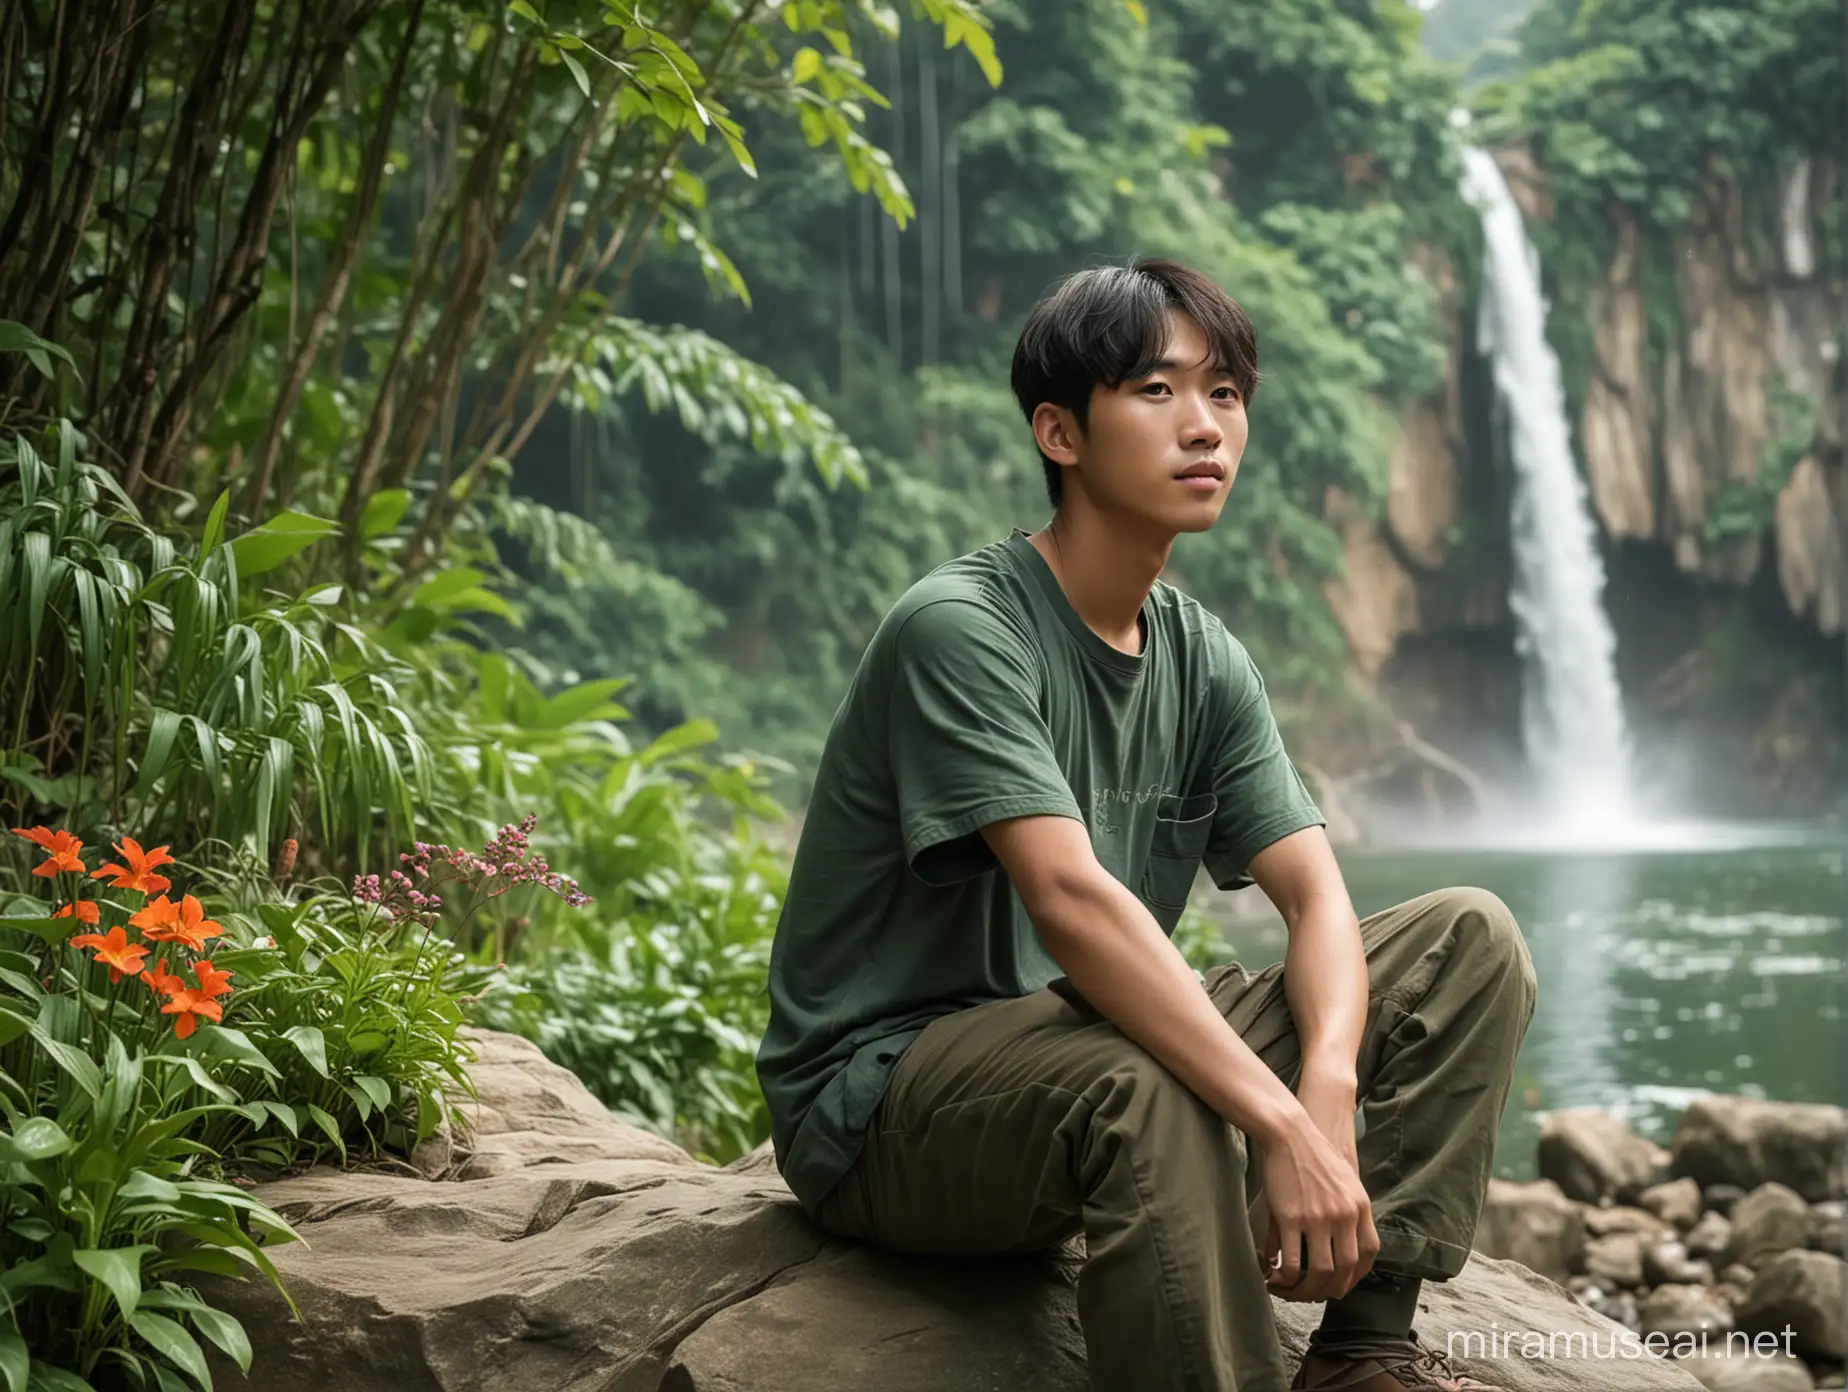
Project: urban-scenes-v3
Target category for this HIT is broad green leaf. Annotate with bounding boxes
[188,1305,252,1374]
[197,1026,280,1077]
[791,46,821,83]
[0,916,71,946]
[353,1077,392,1117]
[282,1024,329,1077]
[305,1103,347,1161]
[128,1312,210,1385]
[24,1364,96,1392]
[0,1332,24,1392]
[410,567,487,607]
[0,320,77,380]
[75,1246,156,1322]
[228,510,339,577]
[356,487,410,541]
[28,1021,101,1098]
[117,1169,183,1204]
[0,1115,71,1161]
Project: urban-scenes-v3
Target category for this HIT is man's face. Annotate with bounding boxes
[1041,309,1248,533]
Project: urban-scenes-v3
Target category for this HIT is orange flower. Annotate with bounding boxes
[91,837,174,897]
[132,894,221,951]
[69,925,150,983]
[147,895,222,953]
[53,901,101,926]
[160,959,233,1040]
[141,956,187,999]
[128,895,181,938]
[12,826,86,878]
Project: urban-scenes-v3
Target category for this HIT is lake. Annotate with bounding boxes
[1203,822,1846,1180]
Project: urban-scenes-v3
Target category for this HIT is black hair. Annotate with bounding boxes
[1009,257,1261,508]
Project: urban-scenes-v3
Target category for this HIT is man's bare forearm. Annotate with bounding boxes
[1029,865,1309,1148]
[1280,892,1368,1088]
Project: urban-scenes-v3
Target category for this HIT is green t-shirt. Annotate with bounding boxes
[756,529,1324,1212]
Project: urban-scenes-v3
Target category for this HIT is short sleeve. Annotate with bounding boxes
[886,599,1084,885]
[1201,635,1326,891]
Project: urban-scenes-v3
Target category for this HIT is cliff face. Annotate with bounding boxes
[1321,145,1844,819]
[1570,155,1844,630]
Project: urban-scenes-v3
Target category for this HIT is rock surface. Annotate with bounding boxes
[1475,1178,1584,1286]
[204,1030,1703,1391]
[1540,1109,1670,1204]
[1738,1250,1848,1362]
[1673,1098,1848,1203]
[1728,1183,1819,1266]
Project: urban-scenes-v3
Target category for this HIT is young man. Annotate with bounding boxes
[756,258,1538,1392]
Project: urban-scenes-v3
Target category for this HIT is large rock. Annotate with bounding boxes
[1676,1350,1817,1392]
[1474,1178,1585,1285]
[1672,1097,1848,1202]
[202,1030,1702,1391]
[1641,1178,1706,1231]
[1640,1284,1733,1341]
[1727,1183,1815,1266]
[1539,1109,1670,1204]
[1738,1249,1848,1362]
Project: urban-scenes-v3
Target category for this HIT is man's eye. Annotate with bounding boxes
[1214,386,1241,400]
[1140,382,1171,396]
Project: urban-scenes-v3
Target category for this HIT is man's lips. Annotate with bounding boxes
[1175,461,1226,484]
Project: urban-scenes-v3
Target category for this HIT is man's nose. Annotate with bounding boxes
[1179,392,1222,449]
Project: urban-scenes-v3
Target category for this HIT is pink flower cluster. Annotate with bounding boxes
[351,815,591,927]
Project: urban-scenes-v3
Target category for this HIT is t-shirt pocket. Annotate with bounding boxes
[1139,791,1217,925]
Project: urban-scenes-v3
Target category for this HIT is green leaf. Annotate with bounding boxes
[0,1115,71,1161]
[199,490,231,559]
[560,49,591,98]
[24,1364,95,1392]
[228,510,339,577]
[356,488,411,541]
[0,1332,25,1392]
[75,1246,156,1322]
[508,0,539,20]
[352,1075,392,1115]
[28,1021,101,1097]
[305,1103,347,1161]
[134,709,183,800]
[410,567,487,607]
[117,1169,183,1204]
[0,916,71,946]
[282,1024,328,1077]
[188,1305,252,1375]
[791,46,821,84]
[0,320,77,380]
[128,1312,210,1385]
[197,1026,280,1078]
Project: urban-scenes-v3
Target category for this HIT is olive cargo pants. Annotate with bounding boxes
[811,886,1539,1392]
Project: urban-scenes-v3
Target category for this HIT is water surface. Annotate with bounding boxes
[1205,823,1845,1178]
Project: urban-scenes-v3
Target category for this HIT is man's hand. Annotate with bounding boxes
[1258,1107,1381,1303]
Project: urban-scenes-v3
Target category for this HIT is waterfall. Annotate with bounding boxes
[1461,147,1634,829]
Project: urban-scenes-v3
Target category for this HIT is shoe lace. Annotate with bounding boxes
[1307,1332,1468,1389]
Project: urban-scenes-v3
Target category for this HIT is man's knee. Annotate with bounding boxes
[1429,884,1538,1008]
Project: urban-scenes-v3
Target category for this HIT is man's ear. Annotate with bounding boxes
[1031,402,1083,466]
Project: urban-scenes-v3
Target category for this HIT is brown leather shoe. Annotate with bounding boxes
[1290,1332,1508,1391]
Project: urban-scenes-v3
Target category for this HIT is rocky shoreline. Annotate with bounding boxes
[201,1031,1841,1391]
[1475,1098,1847,1391]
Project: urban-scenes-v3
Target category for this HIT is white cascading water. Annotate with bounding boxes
[1461,147,1633,831]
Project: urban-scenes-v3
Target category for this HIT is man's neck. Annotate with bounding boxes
[1025,506,1173,657]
